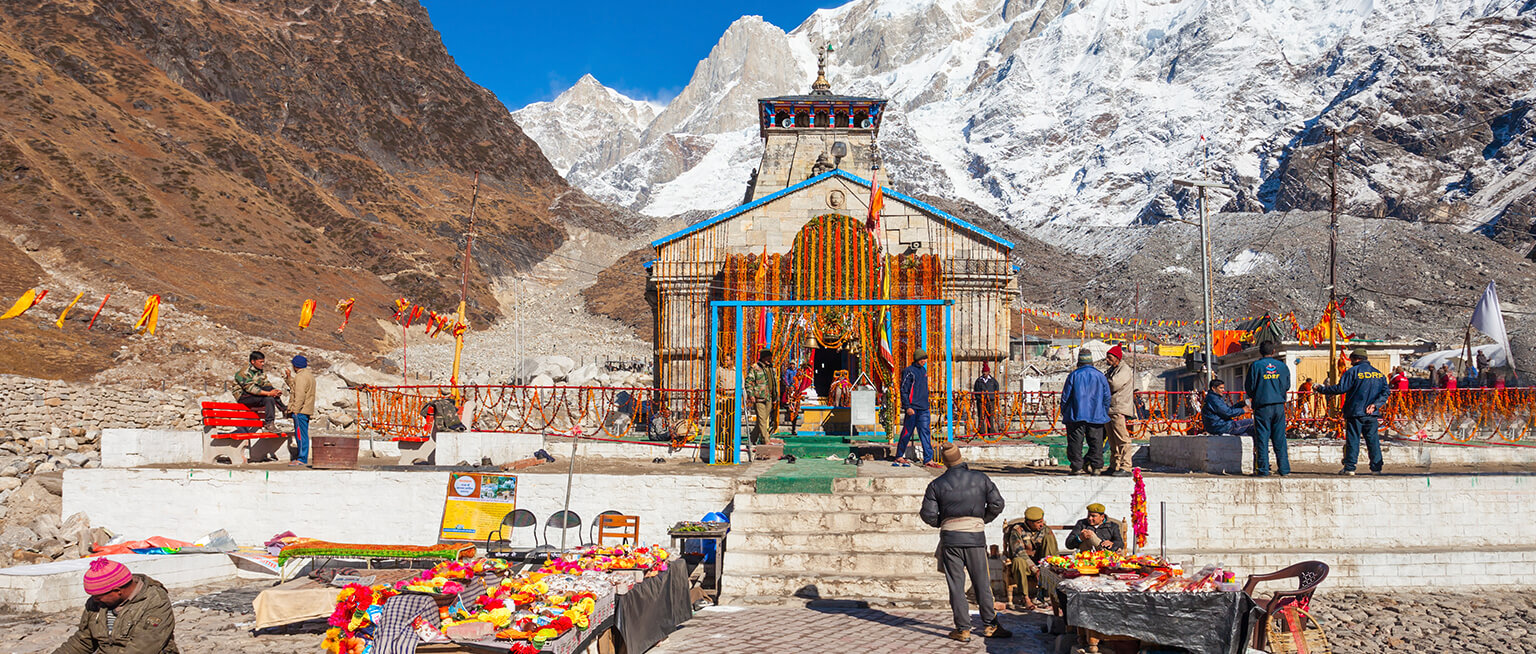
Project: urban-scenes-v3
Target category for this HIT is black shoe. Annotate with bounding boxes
[982,624,1013,638]
[1109,470,1131,478]
[1100,468,1117,476]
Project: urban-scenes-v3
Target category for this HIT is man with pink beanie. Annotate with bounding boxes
[55,558,179,653]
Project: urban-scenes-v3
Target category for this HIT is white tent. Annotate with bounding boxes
[1409,343,1506,370]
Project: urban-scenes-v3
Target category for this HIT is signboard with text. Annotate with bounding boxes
[439,473,518,542]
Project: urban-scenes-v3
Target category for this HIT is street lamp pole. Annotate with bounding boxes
[1173,177,1230,389]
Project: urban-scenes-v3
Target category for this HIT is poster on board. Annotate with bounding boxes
[439,472,518,542]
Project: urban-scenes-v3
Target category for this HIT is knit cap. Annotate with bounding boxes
[83,558,131,595]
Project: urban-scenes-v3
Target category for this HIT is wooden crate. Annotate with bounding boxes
[310,436,359,469]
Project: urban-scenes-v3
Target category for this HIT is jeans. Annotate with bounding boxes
[941,545,998,631]
[1252,403,1289,475]
[1065,421,1105,471]
[896,409,933,463]
[293,413,310,463]
[1342,415,1383,472]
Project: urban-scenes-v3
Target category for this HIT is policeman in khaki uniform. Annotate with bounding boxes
[743,349,779,445]
[1244,340,1292,476]
[1315,349,1391,475]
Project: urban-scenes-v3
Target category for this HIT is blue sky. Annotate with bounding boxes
[420,1,847,110]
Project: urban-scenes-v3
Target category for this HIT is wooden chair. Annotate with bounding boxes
[597,514,640,546]
[1244,560,1330,650]
[589,510,623,546]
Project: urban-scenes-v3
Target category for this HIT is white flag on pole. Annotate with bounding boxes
[1469,281,1513,372]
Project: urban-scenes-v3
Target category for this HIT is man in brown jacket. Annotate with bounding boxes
[56,558,179,654]
[1103,345,1135,477]
[287,355,317,465]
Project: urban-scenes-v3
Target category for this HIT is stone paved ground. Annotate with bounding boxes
[5,586,1533,653]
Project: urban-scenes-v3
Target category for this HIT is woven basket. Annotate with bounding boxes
[1266,606,1331,654]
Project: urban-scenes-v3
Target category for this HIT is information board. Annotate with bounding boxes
[439,472,518,542]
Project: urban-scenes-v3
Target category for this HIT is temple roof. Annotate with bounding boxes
[650,168,1014,251]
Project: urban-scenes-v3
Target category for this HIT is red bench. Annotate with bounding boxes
[201,402,286,440]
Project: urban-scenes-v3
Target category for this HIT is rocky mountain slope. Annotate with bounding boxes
[516,0,1536,254]
[0,0,618,381]
[512,74,659,177]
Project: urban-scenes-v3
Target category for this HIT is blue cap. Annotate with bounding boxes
[292,355,308,369]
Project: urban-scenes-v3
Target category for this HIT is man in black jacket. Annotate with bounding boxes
[920,444,1012,643]
[1064,503,1123,552]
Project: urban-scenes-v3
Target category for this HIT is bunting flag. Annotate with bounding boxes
[54,292,84,329]
[392,298,411,322]
[866,166,884,232]
[865,165,894,389]
[334,297,356,333]
[405,305,424,327]
[87,294,110,330]
[298,299,317,330]
[0,289,45,320]
[133,295,161,335]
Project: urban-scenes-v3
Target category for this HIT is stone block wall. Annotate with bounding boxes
[0,374,202,432]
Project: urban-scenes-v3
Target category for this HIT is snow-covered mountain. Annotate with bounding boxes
[511,74,660,177]
[514,0,1536,250]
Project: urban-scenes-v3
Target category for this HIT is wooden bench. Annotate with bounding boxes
[201,401,289,464]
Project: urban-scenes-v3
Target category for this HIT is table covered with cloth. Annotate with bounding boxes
[1055,584,1257,654]
[614,558,692,653]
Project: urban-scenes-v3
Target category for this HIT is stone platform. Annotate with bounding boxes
[1152,435,1536,475]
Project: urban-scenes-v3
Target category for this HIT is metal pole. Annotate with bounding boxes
[561,435,577,551]
[944,303,954,443]
[1159,501,1166,560]
[1327,129,1340,385]
[707,303,718,464]
[1199,186,1215,388]
[734,306,745,462]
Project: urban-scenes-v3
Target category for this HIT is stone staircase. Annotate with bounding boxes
[723,475,951,607]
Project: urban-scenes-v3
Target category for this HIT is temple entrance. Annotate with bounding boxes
[812,347,859,398]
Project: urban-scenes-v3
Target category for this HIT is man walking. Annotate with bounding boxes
[973,363,1001,437]
[287,355,316,466]
[895,350,937,467]
[744,349,779,445]
[1315,349,1391,475]
[1103,345,1134,477]
[1245,341,1291,476]
[1060,349,1111,475]
[55,558,178,654]
[920,444,1011,643]
[233,351,286,432]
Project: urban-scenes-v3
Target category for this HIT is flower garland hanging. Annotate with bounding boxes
[1131,467,1149,549]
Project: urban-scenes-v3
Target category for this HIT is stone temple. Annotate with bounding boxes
[646,52,1017,419]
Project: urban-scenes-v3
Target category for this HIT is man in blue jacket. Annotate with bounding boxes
[895,350,936,467]
[1060,349,1111,475]
[1245,341,1292,476]
[1202,379,1252,436]
[1315,349,1391,475]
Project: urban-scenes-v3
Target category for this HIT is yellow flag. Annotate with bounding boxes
[55,292,84,328]
[133,295,161,335]
[0,289,38,320]
[298,299,317,329]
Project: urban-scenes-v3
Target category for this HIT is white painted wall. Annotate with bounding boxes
[1152,435,1536,474]
[62,469,737,550]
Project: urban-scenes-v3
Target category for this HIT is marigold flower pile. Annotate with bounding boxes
[321,549,668,653]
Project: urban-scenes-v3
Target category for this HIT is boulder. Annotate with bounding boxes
[34,473,63,496]
[37,538,66,559]
[530,374,555,388]
[0,477,19,492]
[64,453,90,468]
[0,525,39,550]
[32,513,61,541]
[566,363,600,387]
[61,512,90,535]
[331,412,356,428]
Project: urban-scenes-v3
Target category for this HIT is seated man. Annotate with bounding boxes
[56,558,178,654]
[233,350,287,432]
[420,387,467,436]
[1064,503,1123,553]
[1003,506,1059,611]
[1202,378,1253,436]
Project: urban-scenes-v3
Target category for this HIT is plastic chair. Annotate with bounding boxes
[589,510,623,545]
[544,510,584,550]
[485,509,540,560]
[1244,561,1330,650]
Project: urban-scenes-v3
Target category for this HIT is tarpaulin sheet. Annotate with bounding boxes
[615,559,691,653]
[1058,588,1255,654]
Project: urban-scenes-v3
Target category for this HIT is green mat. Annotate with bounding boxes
[754,458,857,494]
[779,434,856,459]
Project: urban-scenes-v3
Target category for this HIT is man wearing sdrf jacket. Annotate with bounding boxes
[1245,341,1292,476]
[1315,349,1391,475]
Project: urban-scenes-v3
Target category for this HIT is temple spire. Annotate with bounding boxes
[811,44,833,95]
